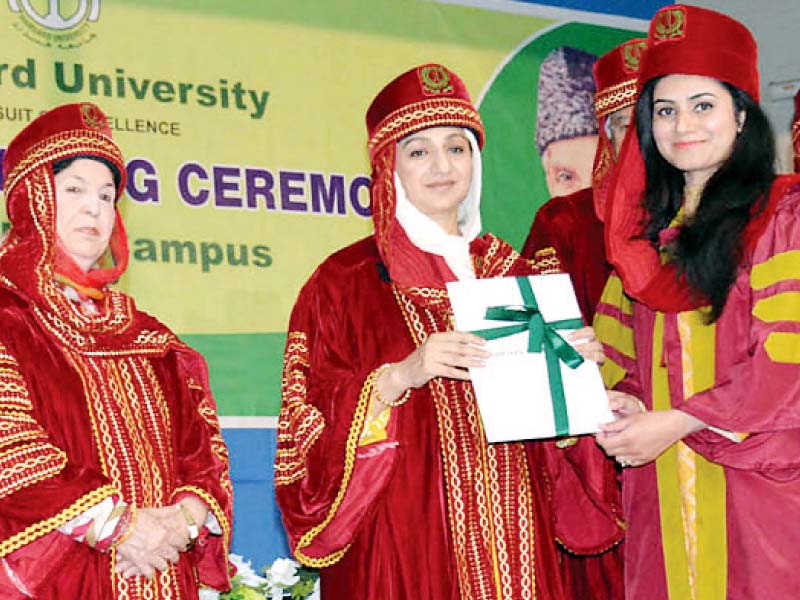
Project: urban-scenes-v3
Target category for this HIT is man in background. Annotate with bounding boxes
[523,38,645,323]
[535,46,600,199]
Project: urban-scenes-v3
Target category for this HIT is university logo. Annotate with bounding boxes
[622,40,647,74]
[652,7,686,43]
[8,0,101,49]
[80,102,110,131]
[418,65,454,96]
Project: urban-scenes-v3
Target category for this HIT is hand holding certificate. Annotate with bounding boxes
[447,274,613,443]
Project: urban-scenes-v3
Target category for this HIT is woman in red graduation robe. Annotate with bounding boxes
[595,5,800,598]
[275,63,623,600]
[0,103,232,599]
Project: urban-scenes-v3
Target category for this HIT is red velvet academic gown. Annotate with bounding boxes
[0,287,233,599]
[275,235,623,600]
[522,189,623,599]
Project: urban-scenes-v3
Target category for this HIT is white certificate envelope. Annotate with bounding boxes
[447,273,613,443]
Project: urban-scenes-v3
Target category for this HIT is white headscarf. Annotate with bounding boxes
[394,128,482,281]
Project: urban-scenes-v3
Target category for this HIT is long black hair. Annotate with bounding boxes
[636,77,776,321]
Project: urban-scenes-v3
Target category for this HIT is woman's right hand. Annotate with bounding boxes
[376,332,490,406]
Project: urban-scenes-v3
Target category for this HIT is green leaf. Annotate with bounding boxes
[219,584,267,600]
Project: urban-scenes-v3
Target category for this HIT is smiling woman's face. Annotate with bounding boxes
[395,126,473,235]
[651,74,743,188]
[55,158,117,272]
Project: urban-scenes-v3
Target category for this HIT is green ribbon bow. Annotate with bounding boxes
[471,276,584,436]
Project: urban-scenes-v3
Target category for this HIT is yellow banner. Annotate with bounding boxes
[0,0,641,414]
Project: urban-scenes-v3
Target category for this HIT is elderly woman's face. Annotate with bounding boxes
[651,74,743,187]
[395,127,472,234]
[54,158,116,272]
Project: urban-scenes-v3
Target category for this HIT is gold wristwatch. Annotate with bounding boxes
[179,503,199,548]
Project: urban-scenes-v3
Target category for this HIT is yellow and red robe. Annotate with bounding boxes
[595,176,800,599]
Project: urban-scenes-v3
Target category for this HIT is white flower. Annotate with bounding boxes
[307,578,321,600]
[267,557,300,588]
[229,553,268,587]
[198,589,220,600]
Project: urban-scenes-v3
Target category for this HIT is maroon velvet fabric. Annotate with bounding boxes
[276,236,624,600]
[590,38,645,222]
[366,64,481,144]
[365,64,484,162]
[280,64,623,599]
[593,40,645,102]
[0,290,233,598]
[640,5,759,103]
[521,188,610,324]
[0,102,232,598]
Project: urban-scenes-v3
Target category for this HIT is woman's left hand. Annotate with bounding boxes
[596,409,704,467]
[567,326,604,364]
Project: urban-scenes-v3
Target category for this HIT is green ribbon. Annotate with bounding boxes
[471,276,584,436]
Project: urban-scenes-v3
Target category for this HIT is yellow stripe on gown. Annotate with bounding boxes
[653,310,728,600]
[677,313,698,599]
[675,440,697,597]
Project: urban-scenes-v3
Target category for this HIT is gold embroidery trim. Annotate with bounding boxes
[0,484,118,558]
[368,99,482,157]
[4,131,123,196]
[292,369,375,568]
[0,442,67,499]
[275,331,325,486]
[0,413,47,449]
[594,79,638,118]
[531,246,561,274]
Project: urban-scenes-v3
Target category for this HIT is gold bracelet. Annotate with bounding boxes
[112,503,138,548]
[372,363,411,408]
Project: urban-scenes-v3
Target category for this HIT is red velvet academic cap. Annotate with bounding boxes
[3,102,126,198]
[593,38,647,119]
[366,63,484,161]
[639,4,759,101]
